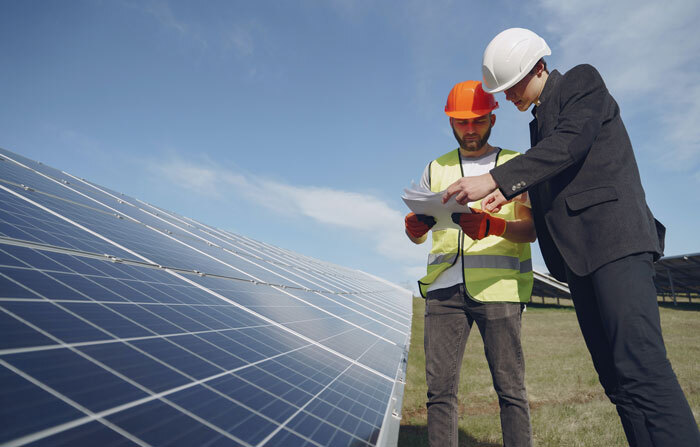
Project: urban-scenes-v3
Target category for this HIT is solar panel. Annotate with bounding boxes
[532,270,570,300]
[653,253,700,302]
[0,148,412,447]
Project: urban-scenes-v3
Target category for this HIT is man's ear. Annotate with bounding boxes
[491,114,496,127]
[534,60,545,77]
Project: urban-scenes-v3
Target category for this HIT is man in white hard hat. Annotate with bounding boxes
[442,28,700,446]
[406,80,535,447]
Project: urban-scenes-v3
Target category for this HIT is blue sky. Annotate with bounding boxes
[1,0,699,292]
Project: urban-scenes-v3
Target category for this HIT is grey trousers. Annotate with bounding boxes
[424,283,532,447]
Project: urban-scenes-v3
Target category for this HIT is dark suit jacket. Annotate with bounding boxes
[490,64,664,282]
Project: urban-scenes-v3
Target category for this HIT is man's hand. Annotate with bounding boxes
[442,173,498,205]
[481,189,508,213]
[405,212,436,239]
[451,209,506,240]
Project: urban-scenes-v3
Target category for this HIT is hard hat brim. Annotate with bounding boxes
[445,107,498,119]
[482,75,524,94]
[482,69,530,94]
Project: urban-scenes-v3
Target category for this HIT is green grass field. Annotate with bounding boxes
[399,298,700,446]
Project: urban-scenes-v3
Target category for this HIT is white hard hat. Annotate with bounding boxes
[482,28,551,93]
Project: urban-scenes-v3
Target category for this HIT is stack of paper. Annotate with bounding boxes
[402,182,471,231]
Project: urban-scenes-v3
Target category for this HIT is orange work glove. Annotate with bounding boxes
[405,212,436,238]
[451,209,506,240]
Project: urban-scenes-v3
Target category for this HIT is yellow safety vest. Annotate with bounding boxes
[418,148,533,302]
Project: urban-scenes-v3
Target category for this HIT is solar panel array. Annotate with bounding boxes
[0,148,412,447]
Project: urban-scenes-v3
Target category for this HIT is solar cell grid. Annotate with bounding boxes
[5,178,297,286]
[0,149,410,446]
[179,224,384,296]
[7,165,361,297]
[0,187,136,260]
[23,420,141,447]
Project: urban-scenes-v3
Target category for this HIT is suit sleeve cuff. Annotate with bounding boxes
[490,165,527,200]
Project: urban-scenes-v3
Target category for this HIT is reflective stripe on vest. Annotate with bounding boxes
[418,148,533,302]
[428,253,533,273]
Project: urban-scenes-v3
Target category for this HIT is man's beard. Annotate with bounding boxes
[453,126,492,152]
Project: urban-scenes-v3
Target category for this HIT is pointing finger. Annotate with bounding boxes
[442,189,456,204]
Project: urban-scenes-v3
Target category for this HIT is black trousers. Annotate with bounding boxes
[565,252,700,446]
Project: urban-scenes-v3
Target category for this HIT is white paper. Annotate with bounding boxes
[401,181,471,231]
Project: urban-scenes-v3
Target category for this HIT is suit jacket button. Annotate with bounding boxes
[512,185,517,191]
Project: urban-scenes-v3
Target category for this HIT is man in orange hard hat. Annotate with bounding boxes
[442,28,700,446]
[405,80,536,447]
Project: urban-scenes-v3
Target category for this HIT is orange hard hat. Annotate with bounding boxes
[444,80,499,119]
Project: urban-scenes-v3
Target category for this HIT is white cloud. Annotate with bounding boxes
[151,155,428,264]
[536,0,700,172]
[539,0,698,93]
[151,156,246,198]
